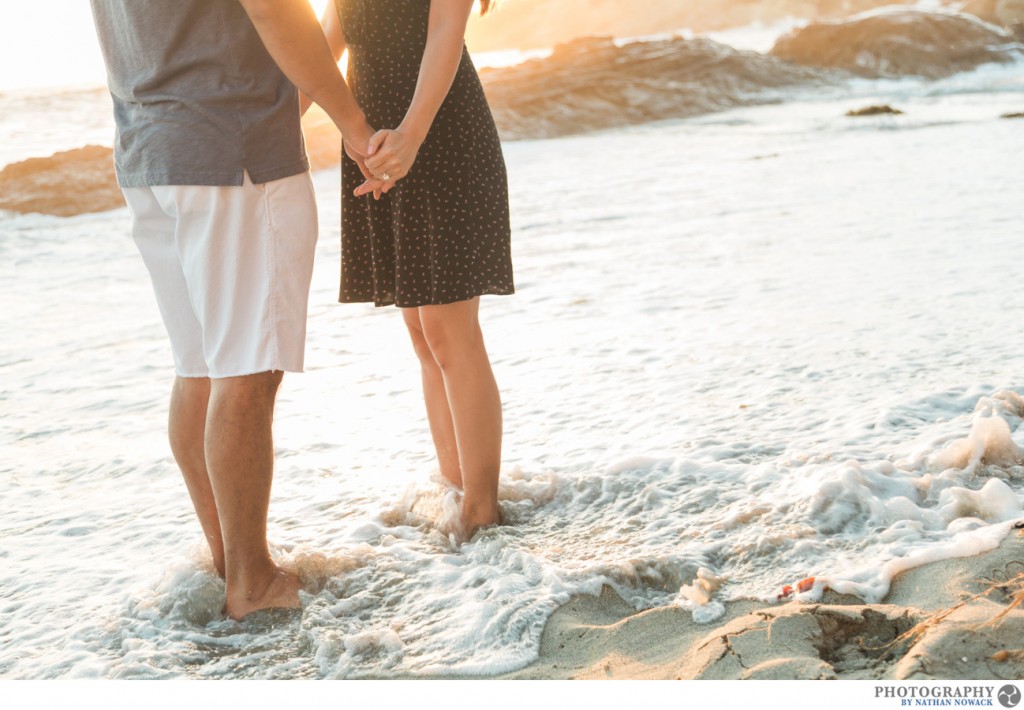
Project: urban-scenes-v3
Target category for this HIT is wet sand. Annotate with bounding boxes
[500,529,1024,680]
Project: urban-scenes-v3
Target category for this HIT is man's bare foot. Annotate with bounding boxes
[225,567,303,621]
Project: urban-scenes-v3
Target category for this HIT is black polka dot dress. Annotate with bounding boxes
[335,0,515,308]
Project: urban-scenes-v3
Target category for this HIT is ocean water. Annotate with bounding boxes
[0,86,114,167]
[3,32,1024,679]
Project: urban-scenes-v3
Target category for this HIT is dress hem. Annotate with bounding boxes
[338,287,516,309]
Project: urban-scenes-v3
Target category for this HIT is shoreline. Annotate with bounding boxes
[496,528,1024,680]
[4,8,1022,218]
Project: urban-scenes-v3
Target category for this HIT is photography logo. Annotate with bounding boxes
[998,686,1021,709]
[874,685,1018,707]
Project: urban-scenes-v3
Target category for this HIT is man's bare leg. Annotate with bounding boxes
[204,370,302,620]
[169,376,225,577]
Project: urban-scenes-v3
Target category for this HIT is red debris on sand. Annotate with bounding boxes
[778,576,826,601]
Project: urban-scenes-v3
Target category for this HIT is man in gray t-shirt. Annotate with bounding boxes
[90,0,379,620]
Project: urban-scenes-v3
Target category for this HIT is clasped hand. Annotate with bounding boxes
[347,128,421,200]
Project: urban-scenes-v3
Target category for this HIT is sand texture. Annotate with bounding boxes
[502,530,1024,680]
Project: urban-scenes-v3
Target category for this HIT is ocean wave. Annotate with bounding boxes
[90,388,1023,677]
[771,7,1024,78]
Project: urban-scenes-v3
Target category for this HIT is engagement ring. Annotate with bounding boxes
[381,172,391,181]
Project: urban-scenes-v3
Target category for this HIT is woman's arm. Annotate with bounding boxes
[322,1,348,64]
[300,2,348,115]
[362,0,475,188]
[400,0,475,144]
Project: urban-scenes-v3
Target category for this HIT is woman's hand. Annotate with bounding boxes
[359,128,424,196]
[353,0,472,198]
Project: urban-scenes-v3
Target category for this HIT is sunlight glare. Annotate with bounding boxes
[0,0,335,91]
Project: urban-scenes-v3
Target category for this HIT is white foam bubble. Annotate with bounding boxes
[675,568,727,624]
[931,414,1022,472]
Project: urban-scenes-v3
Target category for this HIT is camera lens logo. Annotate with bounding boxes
[999,685,1022,709]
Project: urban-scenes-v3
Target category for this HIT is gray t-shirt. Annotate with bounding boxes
[90,0,308,187]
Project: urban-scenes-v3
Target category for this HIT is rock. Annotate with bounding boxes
[846,104,904,116]
[0,145,123,217]
[960,0,1024,32]
[961,0,1001,24]
[0,109,345,218]
[997,0,1024,26]
[465,0,906,53]
[301,107,342,172]
[771,9,1021,79]
[482,35,826,140]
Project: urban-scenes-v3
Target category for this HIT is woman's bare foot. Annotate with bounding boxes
[224,567,303,621]
[461,500,502,539]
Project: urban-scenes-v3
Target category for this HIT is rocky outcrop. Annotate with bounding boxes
[771,9,1022,78]
[846,104,904,115]
[483,35,826,140]
[466,0,907,53]
[0,145,123,217]
[960,0,1024,29]
[0,109,343,218]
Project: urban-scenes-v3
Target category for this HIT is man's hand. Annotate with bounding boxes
[343,117,377,163]
[345,139,387,200]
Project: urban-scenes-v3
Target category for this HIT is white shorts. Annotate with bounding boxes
[123,171,318,379]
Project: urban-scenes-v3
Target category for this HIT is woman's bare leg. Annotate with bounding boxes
[416,298,502,535]
[402,307,463,488]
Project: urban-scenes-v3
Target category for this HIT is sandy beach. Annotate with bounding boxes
[5,71,1024,681]
[2,0,1024,681]
[503,528,1024,680]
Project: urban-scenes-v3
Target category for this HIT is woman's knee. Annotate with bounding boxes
[402,308,438,365]
[419,312,483,371]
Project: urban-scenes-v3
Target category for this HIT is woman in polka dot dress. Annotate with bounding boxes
[319,0,513,536]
